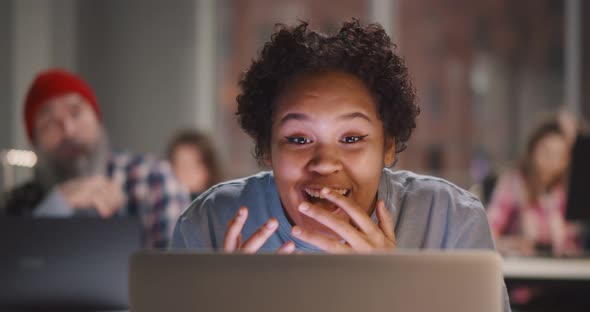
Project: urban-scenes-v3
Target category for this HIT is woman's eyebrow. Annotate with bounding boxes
[279,111,372,126]
[338,112,372,123]
[279,112,308,125]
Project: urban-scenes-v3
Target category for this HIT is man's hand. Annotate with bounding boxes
[224,206,295,254]
[291,187,396,253]
[58,175,125,218]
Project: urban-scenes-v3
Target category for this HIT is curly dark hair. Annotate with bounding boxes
[236,19,419,162]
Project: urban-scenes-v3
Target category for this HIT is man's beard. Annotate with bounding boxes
[35,130,111,192]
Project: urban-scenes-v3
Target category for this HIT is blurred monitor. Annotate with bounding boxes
[566,135,590,224]
[130,251,504,312]
[0,217,141,311]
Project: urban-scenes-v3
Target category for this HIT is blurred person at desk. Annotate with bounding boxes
[167,129,222,201]
[487,116,581,257]
[1,69,190,248]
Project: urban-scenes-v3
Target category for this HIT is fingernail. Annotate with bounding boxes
[266,219,277,229]
[321,188,330,195]
[299,203,309,212]
[292,227,302,235]
[238,208,246,216]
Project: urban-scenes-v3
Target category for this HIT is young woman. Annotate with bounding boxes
[487,118,580,256]
[167,130,222,200]
[172,20,509,310]
[172,19,500,256]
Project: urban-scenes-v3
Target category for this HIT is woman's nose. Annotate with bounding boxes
[306,145,343,175]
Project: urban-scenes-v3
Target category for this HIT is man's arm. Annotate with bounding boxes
[3,176,124,218]
[1,181,68,217]
[33,188,75,217]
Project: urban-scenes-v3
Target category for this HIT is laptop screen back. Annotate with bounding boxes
[130,251,503,312]
[0,218,141,311]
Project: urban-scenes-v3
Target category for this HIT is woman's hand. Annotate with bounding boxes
[223,206,295,254]
[291,187,396,253]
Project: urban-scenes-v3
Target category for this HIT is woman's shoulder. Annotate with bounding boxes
[384,169,478,198]
[382,170,494,249]
[382,169,484,213]
[179,171,274,221]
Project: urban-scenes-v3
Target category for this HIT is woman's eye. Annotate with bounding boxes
[341,135,368,144]
[286,137,312,145]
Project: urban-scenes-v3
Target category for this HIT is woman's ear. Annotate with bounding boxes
[384,137,396,167]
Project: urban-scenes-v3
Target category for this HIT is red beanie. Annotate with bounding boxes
[24,69,102,142]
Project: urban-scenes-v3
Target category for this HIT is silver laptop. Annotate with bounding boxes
[130,251,503,312]
[0,217,141,311]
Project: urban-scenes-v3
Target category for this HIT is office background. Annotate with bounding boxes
[0,0,588,190]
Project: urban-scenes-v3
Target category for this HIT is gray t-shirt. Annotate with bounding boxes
[172,169,496,251]
[171,169,510,311]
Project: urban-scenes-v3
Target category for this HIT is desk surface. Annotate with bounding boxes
[503,256,590,280]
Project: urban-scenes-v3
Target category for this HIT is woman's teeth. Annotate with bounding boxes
[304,188,349,199]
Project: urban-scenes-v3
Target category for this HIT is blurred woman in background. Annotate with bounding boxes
[167,130,222,200]
[487,116,580,256]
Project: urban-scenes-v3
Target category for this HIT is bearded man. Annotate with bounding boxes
[2,69,190,249]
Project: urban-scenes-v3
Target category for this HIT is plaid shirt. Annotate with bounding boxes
[487,170,579,250]
[107,150,191,248]
[2,150,191,249]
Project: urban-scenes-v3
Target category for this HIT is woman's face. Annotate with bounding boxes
[172,144,210,194]
[268,71,395,236]
[532,133,569,188]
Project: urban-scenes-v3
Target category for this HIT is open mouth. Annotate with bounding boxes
[301,187,351,211]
